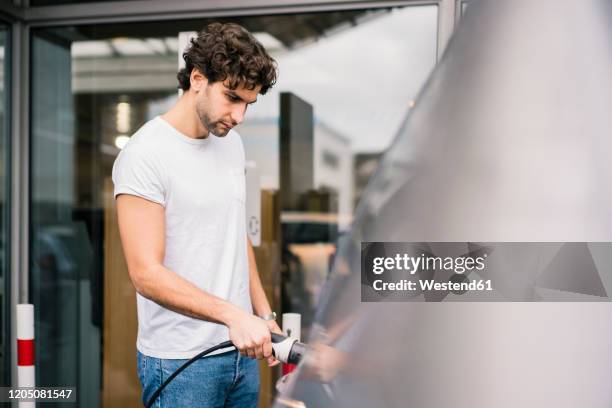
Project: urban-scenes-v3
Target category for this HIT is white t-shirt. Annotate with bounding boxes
[112,116,251,359]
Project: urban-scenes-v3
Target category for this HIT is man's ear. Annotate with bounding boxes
[190,68,208,92]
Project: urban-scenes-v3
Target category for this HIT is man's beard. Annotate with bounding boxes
[197,108,228,138]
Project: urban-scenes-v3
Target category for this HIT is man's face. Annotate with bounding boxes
[195,78,261,137]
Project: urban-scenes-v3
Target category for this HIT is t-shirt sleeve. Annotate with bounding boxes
[112,146,167,206]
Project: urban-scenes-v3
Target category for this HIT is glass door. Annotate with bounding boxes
[30,31,101,406]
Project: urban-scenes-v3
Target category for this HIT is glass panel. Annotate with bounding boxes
[30,32,101,406]
[239,6,438,338]
[0,23,9,387]
[30,7,437,405]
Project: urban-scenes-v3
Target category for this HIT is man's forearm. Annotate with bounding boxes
[133,263,245,327]
[133,260,276,361]
[246,237,273,317]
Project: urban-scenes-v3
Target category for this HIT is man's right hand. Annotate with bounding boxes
[226,311,273,360]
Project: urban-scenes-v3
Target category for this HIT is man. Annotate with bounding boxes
[112,22,281,407]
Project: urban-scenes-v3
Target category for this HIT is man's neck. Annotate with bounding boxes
[161,92,209,139]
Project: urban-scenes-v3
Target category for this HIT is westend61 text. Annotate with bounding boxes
[372,279,493,292]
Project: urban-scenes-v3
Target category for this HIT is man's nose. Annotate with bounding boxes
[230,104,247,125]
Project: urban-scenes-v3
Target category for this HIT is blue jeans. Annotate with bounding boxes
[137,350,260,407]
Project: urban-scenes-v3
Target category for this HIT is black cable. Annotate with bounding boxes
[144,340,235,408]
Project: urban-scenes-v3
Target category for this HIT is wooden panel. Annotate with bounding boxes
[256,190,281,408]
[102,178,141,407]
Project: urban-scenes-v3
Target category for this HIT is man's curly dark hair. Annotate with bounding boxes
[177,22,278,95]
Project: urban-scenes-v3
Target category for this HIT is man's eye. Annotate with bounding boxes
[228,94,240,102]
